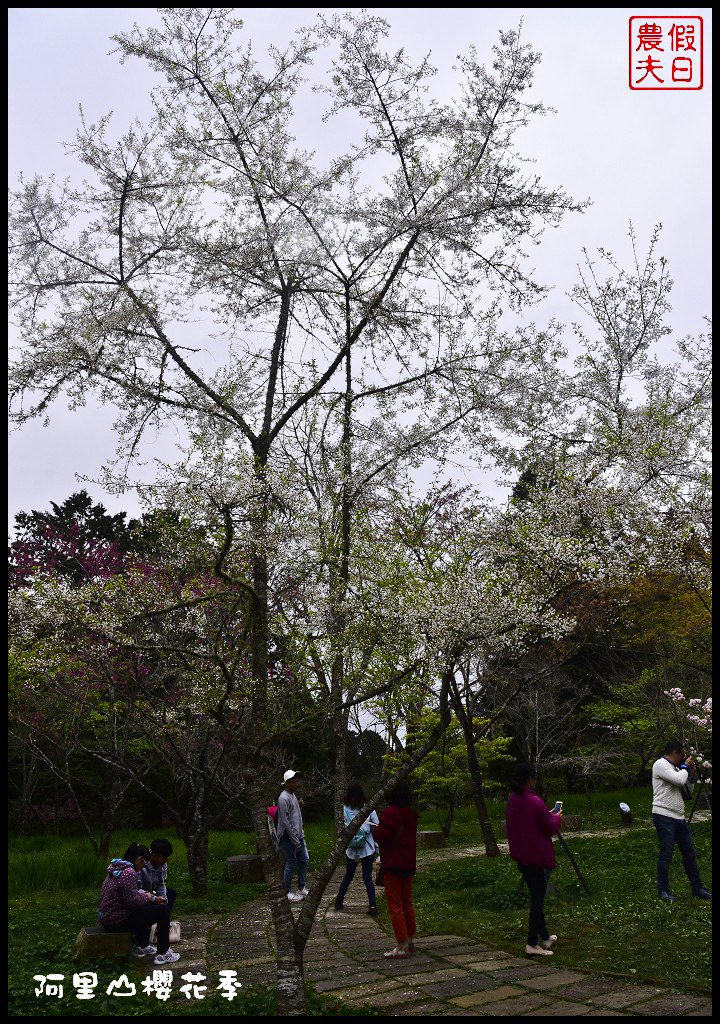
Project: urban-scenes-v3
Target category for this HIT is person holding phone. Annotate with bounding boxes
[505,764,563,957]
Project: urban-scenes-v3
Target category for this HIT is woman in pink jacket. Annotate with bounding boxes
[99,842,179,965]
[505,764,563,957]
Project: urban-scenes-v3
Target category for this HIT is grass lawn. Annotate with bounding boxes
[374,820,712,993]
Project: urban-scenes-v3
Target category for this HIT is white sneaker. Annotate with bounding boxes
[298,887,309,897]
[287,891,304,901]
[153,948,180,965]
[134,944,157,957]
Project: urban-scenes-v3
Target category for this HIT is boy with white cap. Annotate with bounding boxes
[277,769,309,901]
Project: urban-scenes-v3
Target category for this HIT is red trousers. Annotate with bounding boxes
[384,873,416,944]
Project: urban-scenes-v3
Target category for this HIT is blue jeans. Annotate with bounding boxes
[652,813,703,894]
[336,854,376,909]
[279,835,308,893]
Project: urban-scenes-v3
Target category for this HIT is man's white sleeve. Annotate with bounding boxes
[654,760,689,787]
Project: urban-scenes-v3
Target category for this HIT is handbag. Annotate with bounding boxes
[149,920,181,945]
[375,822,404,888]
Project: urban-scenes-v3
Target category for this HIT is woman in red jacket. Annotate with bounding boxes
[505,764,563,957]
[373,781,418,959]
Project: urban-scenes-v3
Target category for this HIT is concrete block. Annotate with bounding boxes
[416,831,446,849]
[226,854,265,883]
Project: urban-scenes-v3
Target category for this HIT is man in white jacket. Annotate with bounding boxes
[651,740,711,902]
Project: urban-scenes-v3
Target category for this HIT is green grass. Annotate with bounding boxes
[8,822,338,902]
[7,785,660,899]
[414,784,668,846]
[374,821,712,993]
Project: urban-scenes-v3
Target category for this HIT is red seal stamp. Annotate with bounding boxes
[629,16,703,89]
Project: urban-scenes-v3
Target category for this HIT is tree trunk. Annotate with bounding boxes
[99,768,122,861]
[17,748,38,835]
[450,686,501,857]
[248,777,307,1015]
[332,704,350,831]
[467,755,500,856]
[584,781,593,818]
[440,801,455,838]
[245,456,309,1014]
[276,931,306,1017]
[185,824,209,897]
[331,336,353,833]
[99,823,113,862]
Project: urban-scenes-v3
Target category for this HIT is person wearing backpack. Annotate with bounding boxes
[334,783,379,916]
[277,768,309,901]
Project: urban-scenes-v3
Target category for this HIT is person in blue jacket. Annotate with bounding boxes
[334,783,379,916]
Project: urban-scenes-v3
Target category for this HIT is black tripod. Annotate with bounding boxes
[541,785,591,895]
[556,830,591,895]
[687,770,710,826]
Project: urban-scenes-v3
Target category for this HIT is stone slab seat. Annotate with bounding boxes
[226,854,266,883]
[416,831,446,849]
[498,815,581,839]
[73,926,132,961]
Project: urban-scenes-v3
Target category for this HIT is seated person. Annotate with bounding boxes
[98,842,180,965]
[140,837,176,914]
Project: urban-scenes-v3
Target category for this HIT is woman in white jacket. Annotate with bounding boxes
[651,740,711,902]
[334,784,379,916]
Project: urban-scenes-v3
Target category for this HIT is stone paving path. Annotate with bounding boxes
[142,815,712,1015]
[414,811,712,869]
[195,862,712,1017]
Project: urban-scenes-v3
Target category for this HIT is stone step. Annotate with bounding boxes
[73,926,131,961]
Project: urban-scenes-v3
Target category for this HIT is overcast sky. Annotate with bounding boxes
[8,7,712,531]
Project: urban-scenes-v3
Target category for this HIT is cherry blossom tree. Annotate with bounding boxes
[8,10,590,1010]
[8,491,140,588]
[665,687,712,784]
[9,541,259,892]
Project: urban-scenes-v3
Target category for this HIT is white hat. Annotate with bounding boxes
[283,769,300,783]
